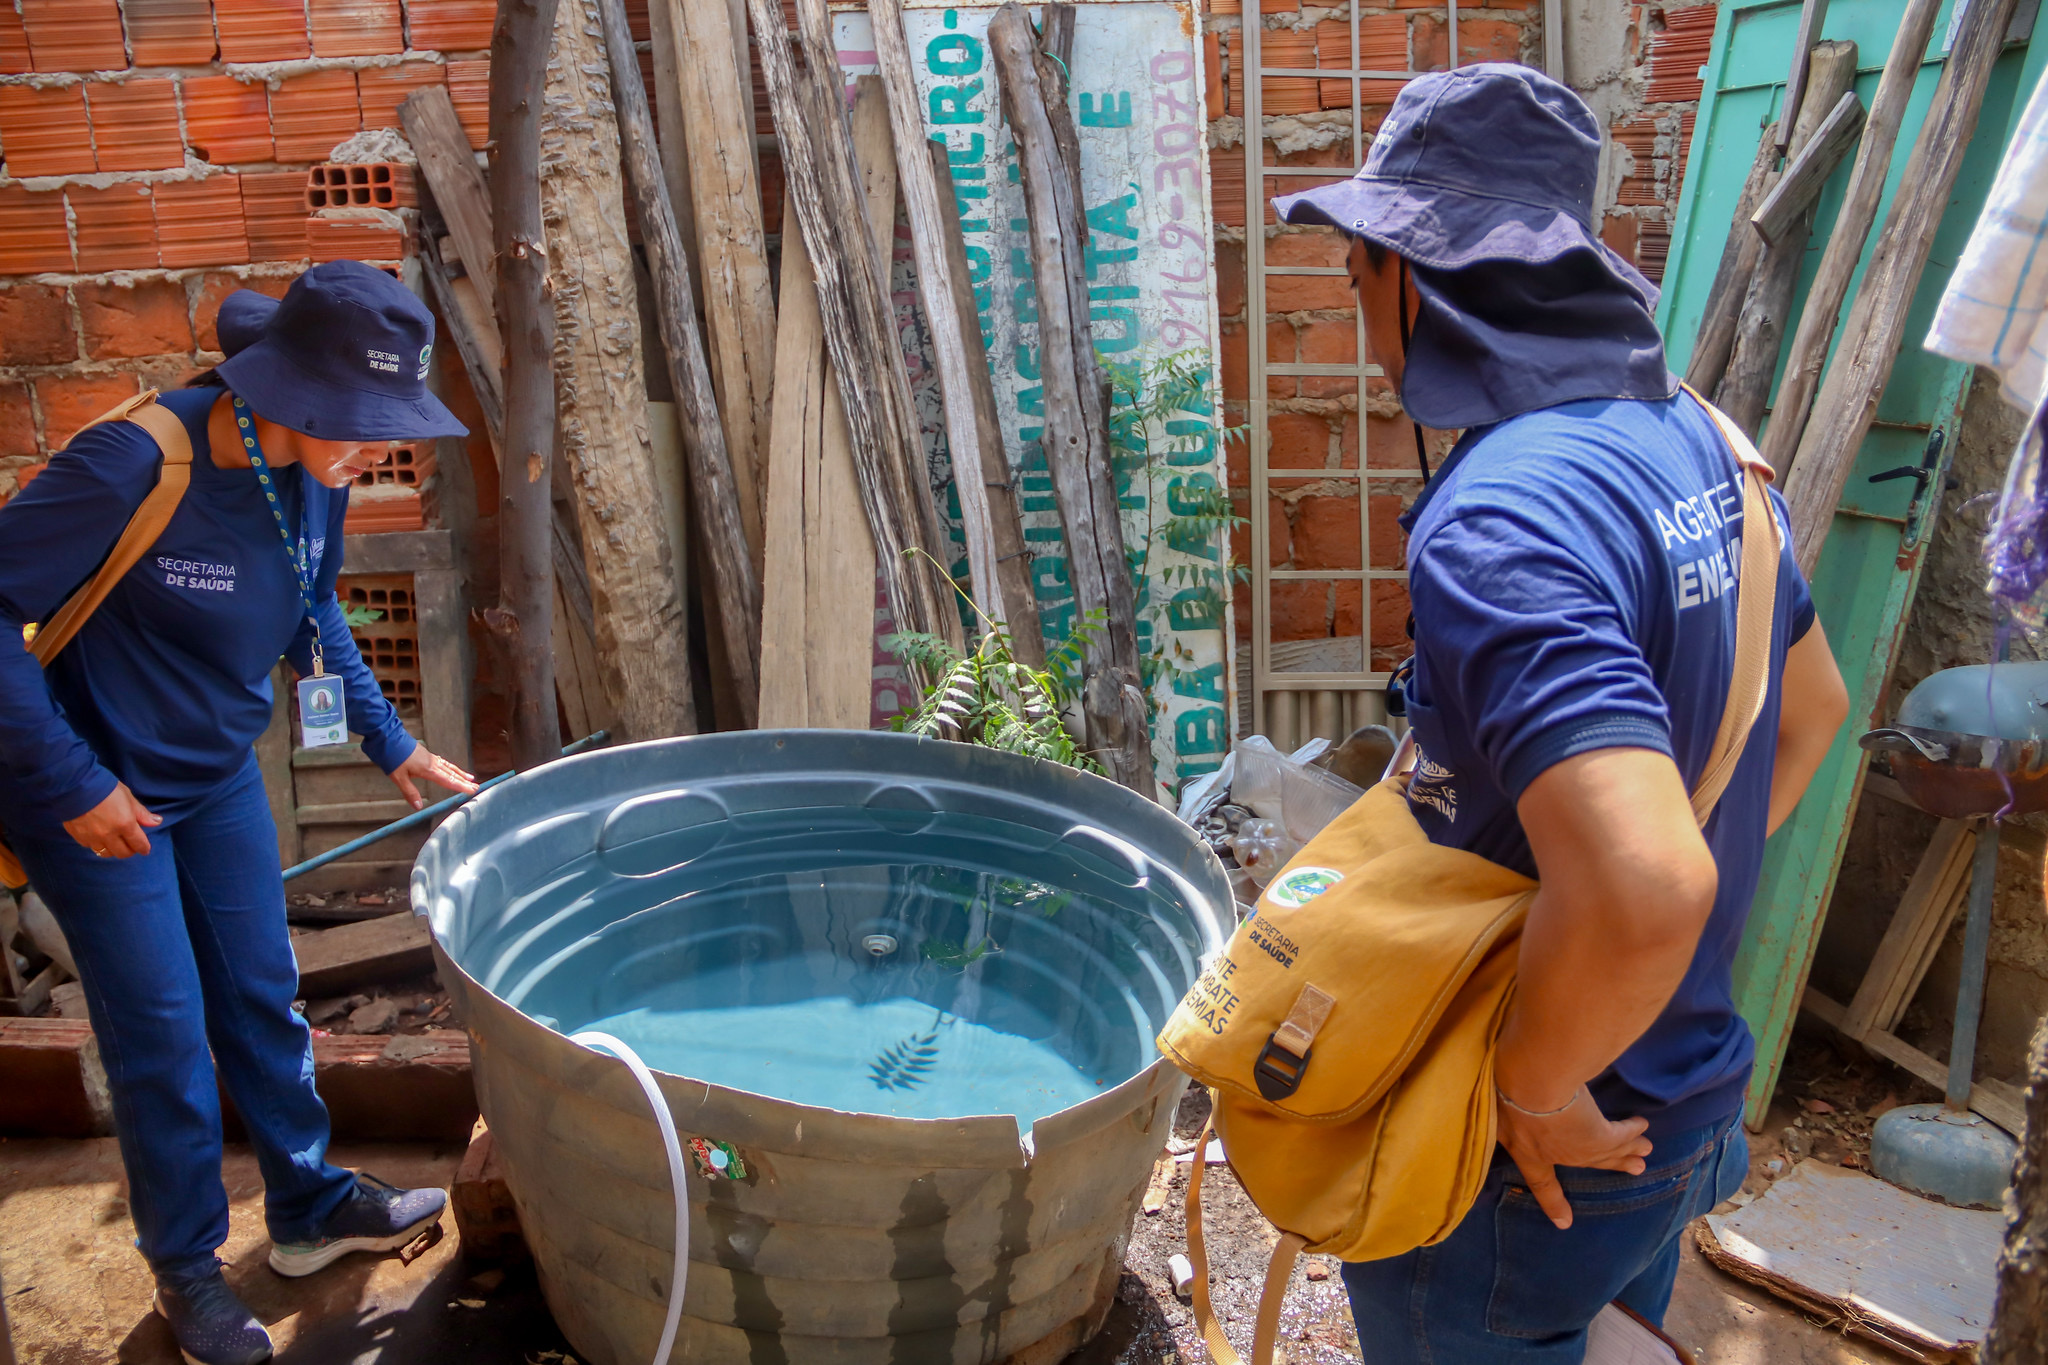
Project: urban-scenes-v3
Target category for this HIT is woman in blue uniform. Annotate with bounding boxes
[0,262,479,1365]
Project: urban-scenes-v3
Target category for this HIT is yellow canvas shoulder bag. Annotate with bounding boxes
[0,390,195,891]
[1154,390,1781,1365]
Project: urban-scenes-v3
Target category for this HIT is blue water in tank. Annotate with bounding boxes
[435,746,1224,1130]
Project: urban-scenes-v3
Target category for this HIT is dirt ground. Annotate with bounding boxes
[0,1032,1935,1365]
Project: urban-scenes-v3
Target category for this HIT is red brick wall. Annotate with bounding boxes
[1208,0,1706,666]
[0,0,540,497]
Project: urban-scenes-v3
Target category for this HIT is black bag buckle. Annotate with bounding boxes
[1253,1034,1311,1100]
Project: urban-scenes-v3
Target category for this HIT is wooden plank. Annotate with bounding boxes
[661,0,777,565]
[930,142,1044,664]
[1682,126,1780,396]
[1752,89,1867,244]
[743,0,964,659]
[1777,0,1832,154]
[401,87,495,320]
[1783,0,2020,561]
[1803,987,2027,1135]
[757,205,825,729]
[1842,817,1972,1037]
[1863,769,1912,807]
[1888,833,1977,1031]
[643,0,700,279]
[543,0,698,742]
[293,912,435,995]
[989,2,1153,797]
[871,0,1005,624]
[418,232,503,447]
[1757,0,1947,474]
[258,662,300,867]
[760,80,889,731]
[413,566,474,772]
[595,0,758,728]
[1715,41,1859,437]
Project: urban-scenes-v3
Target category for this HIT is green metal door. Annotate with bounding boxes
[1656,0,2045,1126]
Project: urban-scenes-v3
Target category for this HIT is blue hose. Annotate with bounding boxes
[282,730,610,883]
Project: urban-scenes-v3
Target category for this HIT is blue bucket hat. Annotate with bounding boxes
[1272,63,1654,300]
[215,260,469,441]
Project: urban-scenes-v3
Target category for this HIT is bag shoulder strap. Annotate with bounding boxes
[1185,1109,1303,1365]
[1680,384,1782,826]
[27,389,195,667]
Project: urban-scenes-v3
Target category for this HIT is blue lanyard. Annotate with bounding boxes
[232,395,325,677]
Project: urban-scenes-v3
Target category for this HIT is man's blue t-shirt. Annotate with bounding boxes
[1399,392,1815,1138]
[0,386,413,837]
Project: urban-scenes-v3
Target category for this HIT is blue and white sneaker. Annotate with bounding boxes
[153,1265,273,1365]
[266,1172,447,1278]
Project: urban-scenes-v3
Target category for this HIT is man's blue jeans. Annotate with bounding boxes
[1343,1115,1747,1362]
[9,756,356,1281]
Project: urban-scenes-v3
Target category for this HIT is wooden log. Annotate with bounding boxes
[989,3,1154,797]
[404,86,495,320]
[1758,0,1945,473]
[413,124,610,734]
[659,0,776,564]
[486,0,560,770]
[1782,0,2019,571]
[1683,126,1779,396]
[643,0,699,277]
[871,0,1006,625]
[931,142,1045,665]
[1714,42,1858,438]
[596,0,762,727]
[756,84,889,729]
[1777,0,1831,155]
[743,0,964,659]
[1751,88,1866,245]
[541,0,697,740]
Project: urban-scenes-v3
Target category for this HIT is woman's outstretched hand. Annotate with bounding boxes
[64,782,161,859]
[388,745,479,810]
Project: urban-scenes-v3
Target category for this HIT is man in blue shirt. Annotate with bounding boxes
[1271,66,1849,1358]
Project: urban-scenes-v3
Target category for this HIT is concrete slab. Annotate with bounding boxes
[0,1136,573,1364]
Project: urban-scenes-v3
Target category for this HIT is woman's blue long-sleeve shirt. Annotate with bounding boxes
[0,386,414,837]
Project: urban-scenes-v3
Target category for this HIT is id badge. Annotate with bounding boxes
[297,674,348,748]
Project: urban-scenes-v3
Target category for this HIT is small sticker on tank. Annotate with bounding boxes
[689,1137,748,1180]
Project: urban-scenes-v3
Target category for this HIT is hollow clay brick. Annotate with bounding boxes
[215,0,310,61]
[124,0,217,65]
[0,186,74,273]
[443,59,488,149]
[310,0,402,57]
[356,61,444,131]
[272,68,362,162]
[0,4,31,73]
[78,278,196,360]
[306,214,406,262]
[36,371,144,451]
[404,0,495,51]
[86,79,184,172]
[0,83,95,177]
[156,176,251,268]
[0,284,76,367]
[307,162,416,210]
[241,171,314,260]
[69,183,161,271]
[183,74,275,164]
[20,0,126,72]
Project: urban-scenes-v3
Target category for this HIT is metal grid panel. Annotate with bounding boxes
[1244,3,1456,744]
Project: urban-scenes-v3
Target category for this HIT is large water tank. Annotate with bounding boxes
[416,731,1232,1365]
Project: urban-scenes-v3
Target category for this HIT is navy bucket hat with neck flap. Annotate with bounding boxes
[215,260,469,441]
[1272,62,1656,300]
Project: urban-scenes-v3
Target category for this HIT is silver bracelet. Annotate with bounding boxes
[1496,1083,1579,1118]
